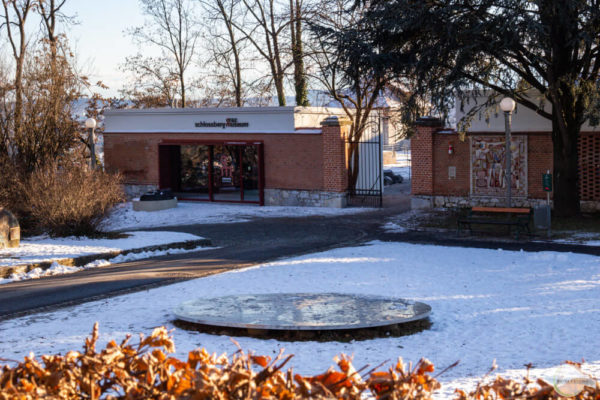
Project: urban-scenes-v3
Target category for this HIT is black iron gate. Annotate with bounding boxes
[346,116,383,207]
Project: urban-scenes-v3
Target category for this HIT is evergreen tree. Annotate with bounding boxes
[349,0,600,216]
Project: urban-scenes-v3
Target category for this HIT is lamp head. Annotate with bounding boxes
[85,118,97,129]
[500,97,516,113]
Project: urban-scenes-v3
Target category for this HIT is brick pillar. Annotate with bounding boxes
[321,115,351,192]
[411,117,443,196]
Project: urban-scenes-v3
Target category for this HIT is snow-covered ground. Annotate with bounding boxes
[2,200,371,283]
[1,241,598,397]
[553,232,600,246]
[0,231,214,285]
[382,221,409,233]
[0,231,204,268]
[385,150,411,180]
[1,245,214,285]
[102,201,371,232]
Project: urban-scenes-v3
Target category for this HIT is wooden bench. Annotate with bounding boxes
[457,206,532,239]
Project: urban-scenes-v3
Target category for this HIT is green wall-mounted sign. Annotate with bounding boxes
[543,173,552,192]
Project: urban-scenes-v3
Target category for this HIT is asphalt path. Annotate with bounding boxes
[0,193,408,320]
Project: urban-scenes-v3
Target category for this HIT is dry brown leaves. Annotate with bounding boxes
[0,324,596,400]
[455,362,600,400]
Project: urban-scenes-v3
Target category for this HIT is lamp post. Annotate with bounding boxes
[500,97,516,207]
[85,117,97,170]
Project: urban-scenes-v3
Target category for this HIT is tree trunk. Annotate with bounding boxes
[179,71,186,107]
[551,115,580,217]
[348,139,359,193]
[290,0,308,106]
[272,42,285,106]
[230,32,243,107]
[13,59,24,137]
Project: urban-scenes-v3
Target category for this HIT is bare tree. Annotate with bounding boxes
[36,0,75,137]
[36,0,69,62]
[127,0,199,107]
[289,0,308,106]
[121,54,180,107]
[199,0,246,107]
[0,0,86,173]
[1,0,34,135]
[231,0,288,106]
[0,42,83,172]
[309,0,387,190]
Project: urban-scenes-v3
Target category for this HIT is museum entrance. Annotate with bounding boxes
[159,142,264,205]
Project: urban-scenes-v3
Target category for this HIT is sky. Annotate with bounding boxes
[62,1,146,97]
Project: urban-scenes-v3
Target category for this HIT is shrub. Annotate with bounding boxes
[0,324,439,399]
[0,324,597,399]
[21,162,124,237]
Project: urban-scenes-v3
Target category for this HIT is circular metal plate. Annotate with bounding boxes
[174,293,431,331]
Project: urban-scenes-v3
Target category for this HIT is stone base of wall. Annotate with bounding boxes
[411,195,552,210]
[123,185,348,208]
[123,184,158,200]
[265,189,347,208]
[581,201,600,212]
[132,198,178,212]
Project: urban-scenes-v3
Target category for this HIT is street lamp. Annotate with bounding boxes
[85,117,97,170]
[500,97,516,207]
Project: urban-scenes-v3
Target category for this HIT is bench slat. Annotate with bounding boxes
[457,206,532,240]
[471,206,530,214]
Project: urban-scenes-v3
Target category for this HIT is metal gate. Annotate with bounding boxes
[346,115,383,207]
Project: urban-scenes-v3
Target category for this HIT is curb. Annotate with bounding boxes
[0,238,212,279]
[379,231,600,256]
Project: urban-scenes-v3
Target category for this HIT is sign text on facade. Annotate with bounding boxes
[195,118,249,129]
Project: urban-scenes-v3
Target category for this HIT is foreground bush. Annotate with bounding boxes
[21,163,124,236]
[0,325,598,399]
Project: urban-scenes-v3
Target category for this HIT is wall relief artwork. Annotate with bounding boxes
[470,135,527,197]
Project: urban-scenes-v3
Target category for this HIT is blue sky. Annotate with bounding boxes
[62,1,146,96]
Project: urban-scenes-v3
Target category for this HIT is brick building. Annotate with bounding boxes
[103,107,352,207]
[411,101,600,211]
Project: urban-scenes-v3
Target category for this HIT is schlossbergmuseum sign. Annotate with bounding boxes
[195,118,249,129]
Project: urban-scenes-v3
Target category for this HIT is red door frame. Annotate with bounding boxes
[159,140,264,205]
[158,145,180,191]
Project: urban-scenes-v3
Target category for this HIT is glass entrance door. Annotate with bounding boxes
[212,145,242,202]
[171,142,262,204]
[179,145,210,200]
[242,145,260,202]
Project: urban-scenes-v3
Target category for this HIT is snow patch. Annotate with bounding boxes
[0,245,216,285]
[1,241,599,399]
[102,201,371,232]
[383,221,409,233]
[0,231,205,267]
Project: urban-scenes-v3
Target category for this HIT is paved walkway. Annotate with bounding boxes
[0,187,410,320]
[1,182,598,320]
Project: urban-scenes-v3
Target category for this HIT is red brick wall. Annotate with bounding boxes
[413,127,600,202]
[528,134,553,199]
[433,133,470,196]
[104,130,344,192]
[411,127,435,195]
[579,133,600,201]
[416,130,555,199]
[104,135,159,184]
[321,123,349,192]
